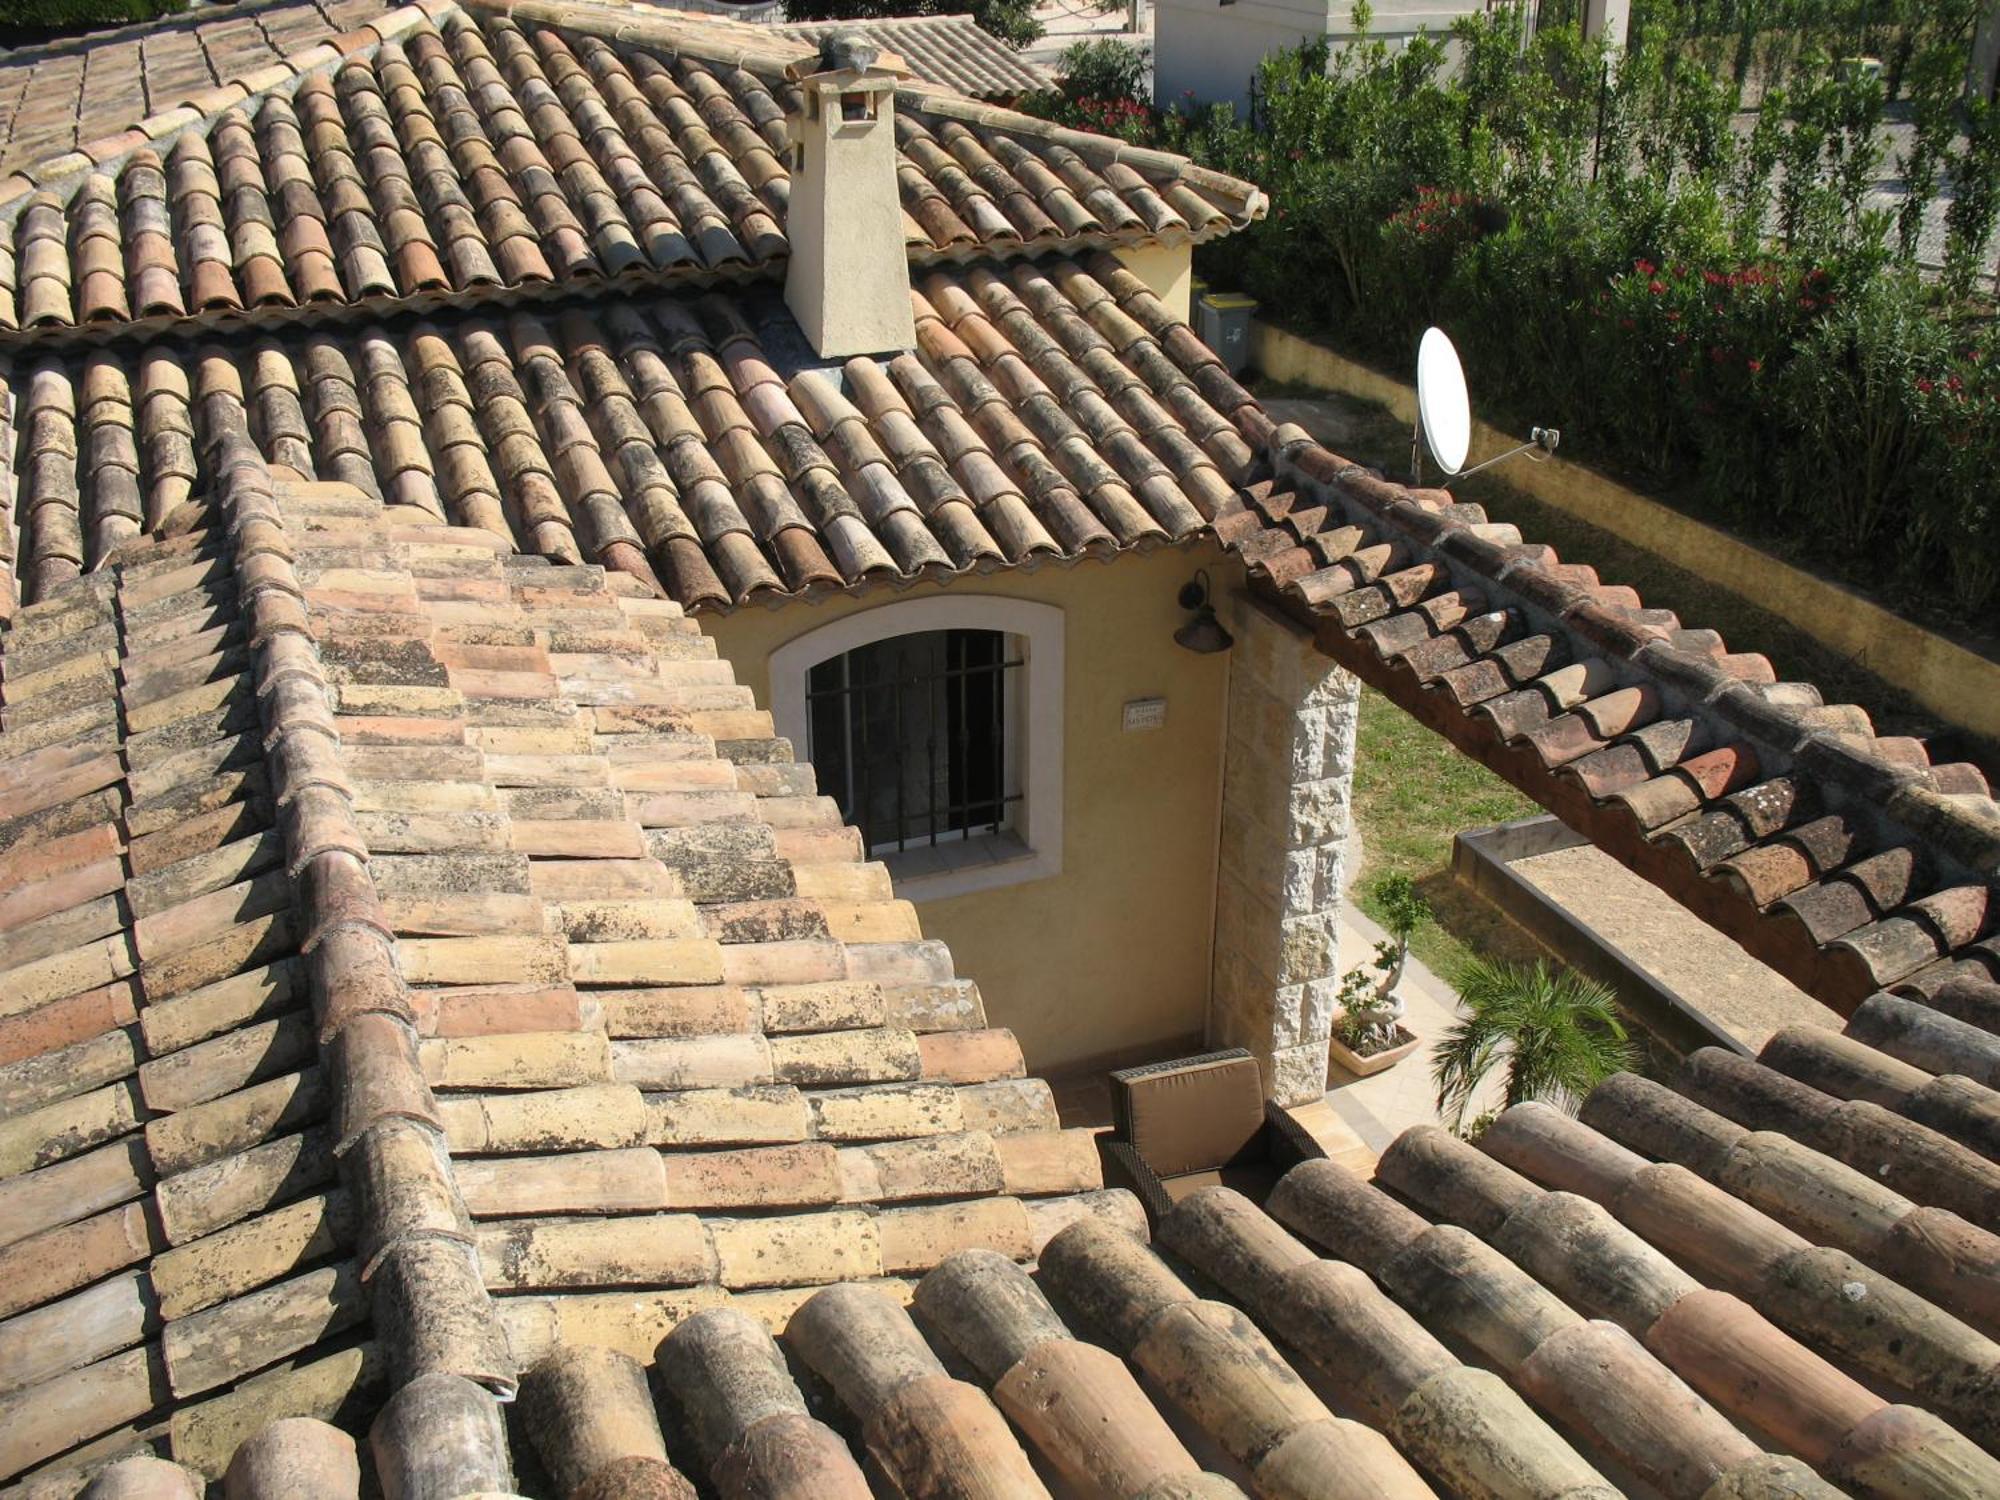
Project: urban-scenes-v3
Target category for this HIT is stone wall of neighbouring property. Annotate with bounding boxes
[1210,593,1361,1103]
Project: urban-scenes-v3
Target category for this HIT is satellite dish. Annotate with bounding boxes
[1409,326,1561,485]
[1416,327,1472,477]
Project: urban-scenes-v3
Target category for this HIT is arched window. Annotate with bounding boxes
[769,597,1064,899]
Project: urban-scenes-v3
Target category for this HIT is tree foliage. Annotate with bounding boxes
[1024,4,2000,627]
[0,0,183,43]
[1432,959,1634,1132]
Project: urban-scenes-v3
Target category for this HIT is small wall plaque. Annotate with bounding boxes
[1122,697,1168,732]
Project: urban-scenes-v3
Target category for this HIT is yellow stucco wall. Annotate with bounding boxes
[703,543,1230,1072]
[1114,241,1194,322]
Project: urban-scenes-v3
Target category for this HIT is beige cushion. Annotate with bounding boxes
[1161,1161,1282,1204]
[1123,1054,1265,1178]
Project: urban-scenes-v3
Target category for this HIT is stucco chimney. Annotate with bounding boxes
[784,33,916,358]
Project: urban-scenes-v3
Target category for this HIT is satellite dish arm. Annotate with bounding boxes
[1453,427,1560,480]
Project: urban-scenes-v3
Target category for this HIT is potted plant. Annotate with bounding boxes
[1432,957,1635,1135]
[1326,875,1429,1077]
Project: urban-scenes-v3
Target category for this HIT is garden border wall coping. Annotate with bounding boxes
[1452,816,1751,1059]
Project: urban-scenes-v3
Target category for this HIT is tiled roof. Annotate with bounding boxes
[0,0,390,177]
[0,2,1260,340]
[1210,421,2000,1014]
[0,254,1253,616]
[775,13,1050,101]
[0,443,1146,1493]
[1252,1069,2000,1497]
[5,0,2000,1487]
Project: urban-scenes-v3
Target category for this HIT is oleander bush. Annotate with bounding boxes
[1035,2,2000,626]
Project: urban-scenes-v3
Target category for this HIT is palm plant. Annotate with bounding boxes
[1432,958,1634,1133]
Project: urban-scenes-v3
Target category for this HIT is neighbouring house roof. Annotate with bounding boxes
[0,0,389,177]
[774,13,1050,101]
[0,2,1257,339]
[4,0,2000,1492]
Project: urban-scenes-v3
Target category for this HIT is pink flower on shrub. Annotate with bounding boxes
[1648,279,1665,295]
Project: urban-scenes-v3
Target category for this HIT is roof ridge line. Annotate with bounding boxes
[467,0,817,77]
[896,88,1264,212]
[0,1,459,211]
[209,436,520,1439]
[466,0,1262,212]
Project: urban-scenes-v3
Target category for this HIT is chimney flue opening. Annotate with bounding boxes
[840,90,876,122]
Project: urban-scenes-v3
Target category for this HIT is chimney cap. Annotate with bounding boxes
[788,29,913,82]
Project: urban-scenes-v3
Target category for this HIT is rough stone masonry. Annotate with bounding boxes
[1210,594,1361,1103]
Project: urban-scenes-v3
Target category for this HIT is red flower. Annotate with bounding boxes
[1648,279,1665,295]
[1746,358,1763,374]
[1635,258,1657,276]
[1917,378,1935,394]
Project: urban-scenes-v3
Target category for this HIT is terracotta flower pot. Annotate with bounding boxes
[1327,1022,1420,1078]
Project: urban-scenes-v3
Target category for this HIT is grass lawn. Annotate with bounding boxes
[1349,685,1544,982]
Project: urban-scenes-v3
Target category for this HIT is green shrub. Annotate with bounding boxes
[1050,4,2000,626]
[1020,39,1154,141]
[0,0,184,40]
[1056,38,1148,104]
[1434,958,1634,1130]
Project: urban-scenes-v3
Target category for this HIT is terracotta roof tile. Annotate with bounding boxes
[4,6,1999,1494]
[0,440,1159,1494]
[0,7,1258,342]
[3,259,1246,616]
[774,14,1047,103]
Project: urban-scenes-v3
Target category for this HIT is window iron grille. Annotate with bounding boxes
[805,629,1025,856]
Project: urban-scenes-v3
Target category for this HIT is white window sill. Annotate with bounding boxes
[883,830,1055,901]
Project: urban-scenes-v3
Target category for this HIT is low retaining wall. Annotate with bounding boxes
[1252,320,2000,743]
[1453,817,1749,1059]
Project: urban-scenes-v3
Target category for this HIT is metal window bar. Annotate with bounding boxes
[806,634,1024,854]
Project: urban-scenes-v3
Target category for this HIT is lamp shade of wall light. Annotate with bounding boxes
[1174,570,1233,654]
